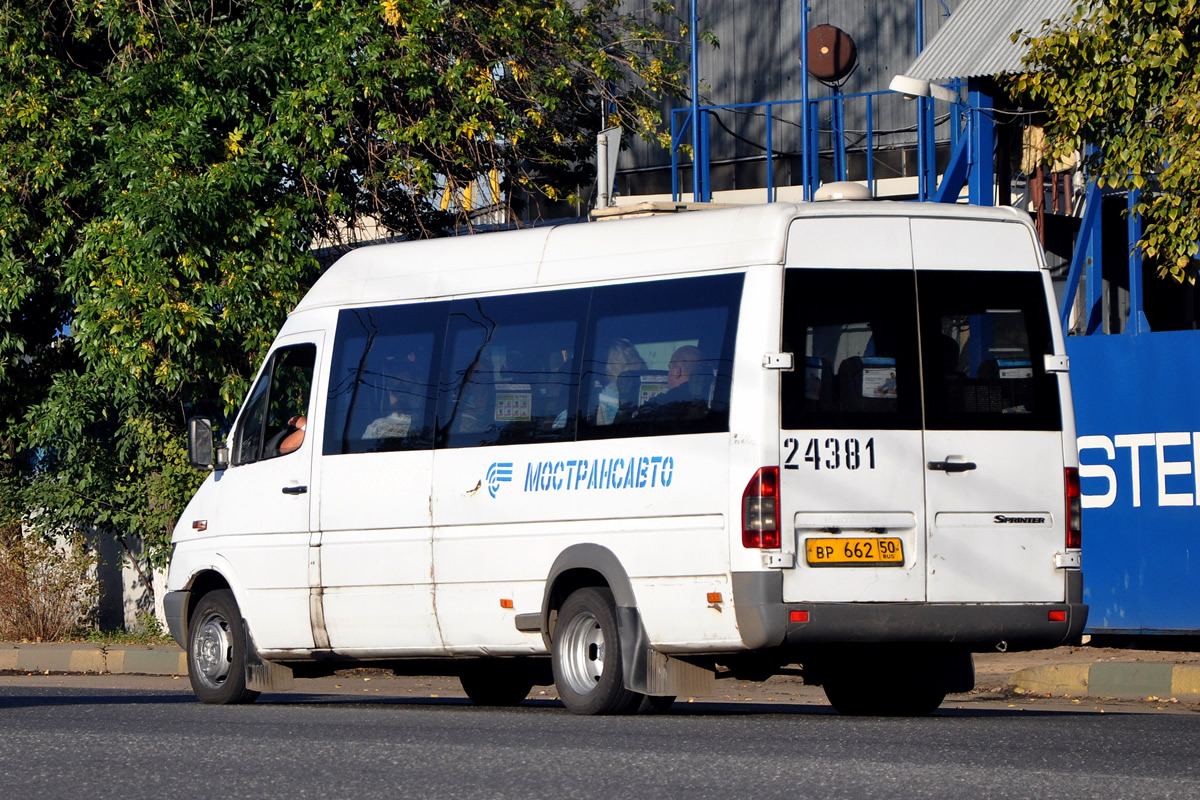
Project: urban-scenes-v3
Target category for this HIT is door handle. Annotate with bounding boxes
[927,460,977,473]
[281,485,308,495]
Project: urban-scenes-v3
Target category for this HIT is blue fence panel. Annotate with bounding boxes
[1068,331,1200,634]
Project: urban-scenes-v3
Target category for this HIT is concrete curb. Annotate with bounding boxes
[0,643,187,676]
[1009,663,1200,700]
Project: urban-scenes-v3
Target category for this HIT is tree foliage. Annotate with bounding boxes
[1012,0,1200,279]
[0,0,690,566]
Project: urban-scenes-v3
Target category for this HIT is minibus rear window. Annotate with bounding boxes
[918,270,1061,431]
[781,269,922,431]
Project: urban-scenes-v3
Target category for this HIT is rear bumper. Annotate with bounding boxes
[733,570,1088,652]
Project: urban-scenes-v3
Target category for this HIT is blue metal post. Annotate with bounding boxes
[1128,188,1151,334]
[1059,181,1105,334]
[915,0,927,200]
[800,1,811,200]
[831,86,846,181]
[866,94,875,193]
[700,109,711,201]
[916,0,925,51]
[809,99,820,196]
[670,110,680,201]
[949,88,961,157]
[690,0,701,202]
[1085,221,1104,335]
[967,82,994,205]
[765,103,775,202]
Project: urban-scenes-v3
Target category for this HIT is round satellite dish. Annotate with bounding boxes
[813,181,873,202]
[804,24,858,84]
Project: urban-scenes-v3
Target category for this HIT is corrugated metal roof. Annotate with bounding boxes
[904,0,1081,82]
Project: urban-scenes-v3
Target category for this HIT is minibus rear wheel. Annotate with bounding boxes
[823,678,945,717]
[187,589,261,705]
[459,661,536,706]
[551,587,640,715]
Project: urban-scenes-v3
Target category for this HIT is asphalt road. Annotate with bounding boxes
[2,677,1199,799]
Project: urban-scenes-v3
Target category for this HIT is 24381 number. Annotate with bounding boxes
[783,437,875,471]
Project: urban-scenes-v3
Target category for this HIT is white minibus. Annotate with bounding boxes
[166,200,1086,715]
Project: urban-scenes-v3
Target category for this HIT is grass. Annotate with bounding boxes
[76,613,175,646]
[78,629,176,646]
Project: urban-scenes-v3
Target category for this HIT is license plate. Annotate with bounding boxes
[805,537,904,567]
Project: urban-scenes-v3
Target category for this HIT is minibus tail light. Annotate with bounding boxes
[1065,467,1081,550]
[742,467,780,549]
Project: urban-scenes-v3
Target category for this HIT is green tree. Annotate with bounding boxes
[0,0,689,574]
[1012,0,1200,279]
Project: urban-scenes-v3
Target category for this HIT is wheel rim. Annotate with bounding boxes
[192,610,234,690]
[558,609,606,696]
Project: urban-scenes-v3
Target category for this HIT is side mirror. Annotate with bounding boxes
[187,416,215,470]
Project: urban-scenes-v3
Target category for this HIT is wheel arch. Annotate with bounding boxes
[539,543,636,646]
[174,564,248,647]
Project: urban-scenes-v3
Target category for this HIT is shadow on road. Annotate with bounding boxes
[0,689,196,710]
[0,688,1121,718]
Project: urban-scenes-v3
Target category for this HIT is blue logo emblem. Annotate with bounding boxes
[486,462,514,498]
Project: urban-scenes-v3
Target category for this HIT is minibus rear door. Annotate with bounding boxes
[916,269,1067,603]
[778,264,929,603]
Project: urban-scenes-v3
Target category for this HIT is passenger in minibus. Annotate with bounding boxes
[641,345,711,420]
[363,386,414,441]
[595,338,647,425]
[363,360,423,442]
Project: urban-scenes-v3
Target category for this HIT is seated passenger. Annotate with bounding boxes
[363,390,413,440]
[595,338,648,425]
[363,361,428,443]
[642,345,710,421]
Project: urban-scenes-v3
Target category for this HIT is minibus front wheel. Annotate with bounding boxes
[187,589,261,705]
[551,587,640,715]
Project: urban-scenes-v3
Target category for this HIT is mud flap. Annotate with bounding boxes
[243,625,295,692]
[616,605,714,697]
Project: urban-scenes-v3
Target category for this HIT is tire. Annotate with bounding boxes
[459,662,536,706]
[187,589,261,705]
[823,678,945,717]
[819,651,950,716]
[551,587,640,715]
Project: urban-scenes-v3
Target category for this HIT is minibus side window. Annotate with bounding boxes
[323,303,448,455]
[918,270,1061,431]
[231,344,317,465]
[578,274,742,440]
[781,269,921,430]
[436,289,589,449]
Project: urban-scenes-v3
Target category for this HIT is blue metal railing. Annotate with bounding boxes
[669,84,968,204]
